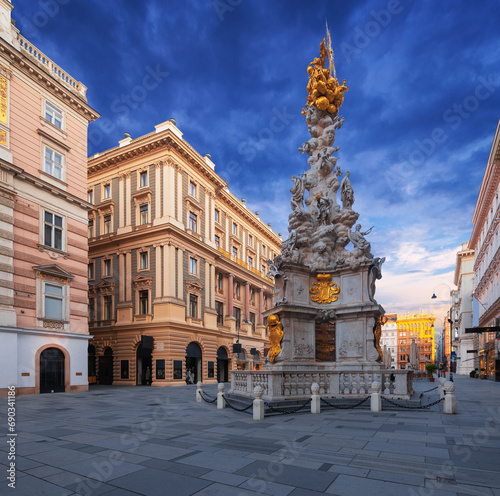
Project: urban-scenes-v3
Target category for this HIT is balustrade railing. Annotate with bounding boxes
[217,246,273,282]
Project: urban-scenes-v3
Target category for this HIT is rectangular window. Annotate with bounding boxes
[173,360,182,380]
[214,209,219,222]
[233,307,241,330]
[103,295,112,320]
[189,181,196,197]
[215,235,220,247]
[103,214,111,234]
[140,171,148,187]
[140,251,148,270]
[139,290,148,315]
[156,359,165,379]
[44,282,63,320]
[248,234,253,246]
[261,264,266,276]
[249,312,256,332]
[140,204,148,225]
[216,301,224,325]
[251,288,255,303]
[88,219,94,238]
[88,263,94,280]
[104,259,111,276]
[104,184,111,199]
[248,256,253,268]
[190,257,197,275]
[233,222,237,235]
[217,273,223,291]
[262,245,266,256]
[45,102,63,129]
[235,281,240,297]
[189,294,198,318]
[232,246,237,259]
[121,360,129,379]
[189,212,197,232]
[88,298,95,321]
[44,146,63,180]
[208,361,214,378]
[88,189,94,204]
[44,211,63,250]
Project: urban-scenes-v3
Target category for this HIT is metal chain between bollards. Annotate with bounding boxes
[199,391,217,403]
[420,386,439,393]
[264,398,312,415]
[221,395,253,412]
[320,396,370,409]
[381,396,444,410]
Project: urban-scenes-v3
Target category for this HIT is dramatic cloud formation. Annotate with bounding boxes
[14,0,500,323]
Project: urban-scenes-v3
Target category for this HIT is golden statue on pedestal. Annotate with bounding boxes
[267,314,284,363]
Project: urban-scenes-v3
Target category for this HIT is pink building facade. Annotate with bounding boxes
[0,0,99,395]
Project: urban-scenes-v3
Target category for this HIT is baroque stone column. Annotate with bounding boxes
[227,274,234,316]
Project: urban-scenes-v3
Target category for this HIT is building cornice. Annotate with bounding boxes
[0,37,99,123]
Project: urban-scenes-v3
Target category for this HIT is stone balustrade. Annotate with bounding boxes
[16,33,87,98]
[230,369,414,400]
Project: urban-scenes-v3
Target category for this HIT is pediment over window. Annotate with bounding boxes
[33,264,74,282]
[186,279,203,294]
[90,280,116,296]
[133,274,152,289]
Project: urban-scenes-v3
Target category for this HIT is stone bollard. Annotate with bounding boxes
[311,383,321,414]
[443,381,457,414]
[438,378,446,399]
[253,386,265,421]
[217,383,226,409]
[371,381,382,412]
[196,382,203,403]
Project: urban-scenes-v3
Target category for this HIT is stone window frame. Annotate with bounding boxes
[38,208,68,260]
[102,255,113,278]
[137,166,149,190]
[189,256,198,276]
[133,275,153,317]
[87,187,94,204]
[102,293,114,321]
[186,279,203,324]
[88,260,95,281]
[88,210,96,239]
[41,142,66,185]
[133,190,152,229]
[97,203,114,237]
[215,300,224,325]
[137,247,149,272]
[189,179,197,199]
[43,100,64,132]
[102,182,111,200]
[214,208,220,224]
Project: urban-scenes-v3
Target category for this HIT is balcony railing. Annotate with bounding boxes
[16,33,87,98]
[217,246,273,282]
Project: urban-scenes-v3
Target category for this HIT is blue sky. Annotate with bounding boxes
[13,0,500,320]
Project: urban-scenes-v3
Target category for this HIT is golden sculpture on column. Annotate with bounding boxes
[267,314,284,363]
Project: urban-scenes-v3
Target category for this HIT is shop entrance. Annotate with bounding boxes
[217,347,230,382]
[185,342,202,384]
[99,347,113,385]
[40,347,65,393]
[137,344,152,386]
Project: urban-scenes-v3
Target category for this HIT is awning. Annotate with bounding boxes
[465,326,500,334]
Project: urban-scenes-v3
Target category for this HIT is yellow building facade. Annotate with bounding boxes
[87,120,281,387]
[396,311,436,370]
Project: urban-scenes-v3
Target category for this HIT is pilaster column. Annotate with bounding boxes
[210,264,216,308]
[155,162,161,219]
[162,244,171,297]
[118,252,125,302]
[125,251,132,301]
[176,165,183,223]
[177,247,184,299]
[125,172,132,227]
[118,174,125,229]
[169,162,176,218]
[258,289,264,325]
[204,192,209,243]
[225,215,229,251]
[227,273,234,316]
[210,193,215,243]
[242,229,246,262]
[244,282,250,321]
[205,261,210,309]
[154,244,162,298]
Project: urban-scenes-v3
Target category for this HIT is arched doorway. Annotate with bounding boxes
[217,347,230,382]
[99,347,113,385]
[136,344,152,386]
[40,348,65,393]
[88,345,96,384]
[186,342,202,384]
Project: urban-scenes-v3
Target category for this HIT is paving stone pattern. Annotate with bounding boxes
[1,376,499,495]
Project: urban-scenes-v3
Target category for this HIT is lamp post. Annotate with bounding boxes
[431,283,454,381]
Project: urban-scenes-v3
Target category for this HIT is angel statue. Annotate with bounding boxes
[349,224,373,257]
[290,175,305,211]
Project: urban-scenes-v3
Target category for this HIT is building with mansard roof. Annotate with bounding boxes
[0,0,99,395]
[87,120,281,386]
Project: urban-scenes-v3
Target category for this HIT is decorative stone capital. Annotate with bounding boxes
[311,383,320,394]
[253,385,263,399]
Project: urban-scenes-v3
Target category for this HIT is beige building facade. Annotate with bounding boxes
[87,120,281,387]
[0,0,98,395]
